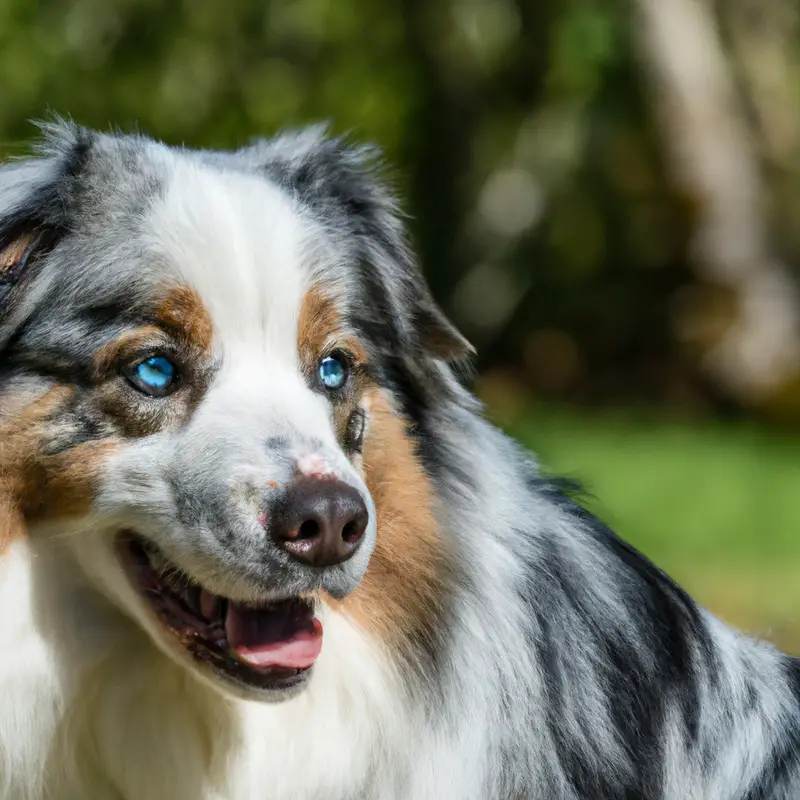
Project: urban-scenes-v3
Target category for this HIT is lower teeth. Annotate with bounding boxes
[200,590,222,620]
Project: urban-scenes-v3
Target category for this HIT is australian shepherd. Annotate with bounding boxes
[0,121,798,799]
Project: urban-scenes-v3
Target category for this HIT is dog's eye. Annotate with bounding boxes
[319,354,348,391]
[126,355,179,397]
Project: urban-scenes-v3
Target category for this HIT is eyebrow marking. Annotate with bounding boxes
[155,285,213,353]
[297,285,368,366]
[92,325,169,378]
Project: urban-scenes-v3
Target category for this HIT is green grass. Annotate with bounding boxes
[504,407,800,652]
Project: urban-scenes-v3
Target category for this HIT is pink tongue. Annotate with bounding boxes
[224,603,323,670]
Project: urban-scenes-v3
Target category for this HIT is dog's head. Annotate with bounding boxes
[0,122,470,700]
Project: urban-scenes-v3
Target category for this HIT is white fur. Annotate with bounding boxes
[1,529,518,800]
[0,538,408,800]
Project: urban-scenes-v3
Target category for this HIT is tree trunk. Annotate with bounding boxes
[632,0,800,402]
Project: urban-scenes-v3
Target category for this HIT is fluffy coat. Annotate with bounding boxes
[0,122,798,800]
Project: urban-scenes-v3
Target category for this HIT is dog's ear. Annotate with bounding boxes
[0,122,93,350]
[0,228,58,337]
[411,289,473,362]
[0,233,36,295]
[238,125,474,364]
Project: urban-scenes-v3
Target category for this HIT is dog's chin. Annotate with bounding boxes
[114,532,323,702]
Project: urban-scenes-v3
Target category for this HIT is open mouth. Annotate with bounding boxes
[116,534,322,692]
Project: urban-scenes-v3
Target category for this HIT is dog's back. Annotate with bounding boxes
[0,123,798,799]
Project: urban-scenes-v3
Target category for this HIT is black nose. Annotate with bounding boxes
[269,477,368,568]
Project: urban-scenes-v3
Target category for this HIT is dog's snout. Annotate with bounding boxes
[269,476,368,568]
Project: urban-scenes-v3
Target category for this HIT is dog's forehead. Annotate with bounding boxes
[142,158,324,357]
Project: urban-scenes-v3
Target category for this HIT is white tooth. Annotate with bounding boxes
[200,590,219,620]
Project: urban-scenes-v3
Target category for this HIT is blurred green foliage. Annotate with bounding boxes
[0,0,695,408]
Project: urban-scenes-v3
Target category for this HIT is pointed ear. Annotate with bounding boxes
[0,230,46,319]
[0,231,36,284]
[414,300,474,361]
[0,227,60,355]
[0,119,93,347]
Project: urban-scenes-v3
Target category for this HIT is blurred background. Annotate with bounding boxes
[1,0,798,648]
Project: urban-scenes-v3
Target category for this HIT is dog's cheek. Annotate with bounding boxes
[1,386,71,525]
[93,382,185,439]
[30,439,116,521]
[330,388,452,655]
[0,386,117,543]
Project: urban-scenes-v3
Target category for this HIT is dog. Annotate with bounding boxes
[0,121,798,800]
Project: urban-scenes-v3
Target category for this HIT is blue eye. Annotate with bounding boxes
[319,354,348,391]
[127,355,179,397]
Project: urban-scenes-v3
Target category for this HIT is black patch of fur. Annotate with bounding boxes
[523,477,719,797]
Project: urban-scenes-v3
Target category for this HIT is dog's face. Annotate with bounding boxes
[0,124,468,700]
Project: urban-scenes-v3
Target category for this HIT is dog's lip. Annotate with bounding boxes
[115,532,322,691]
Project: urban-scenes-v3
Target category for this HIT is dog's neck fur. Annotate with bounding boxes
[0,407,547,800]
[0,536,424,800]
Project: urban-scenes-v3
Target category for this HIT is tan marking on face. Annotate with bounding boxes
[298,285,340,359]
[92,325,167,378]
[0,501,25,552]
[0,386,69,501]
[298,285,368,365]
[29,439,115,520]
[329,390,451,655]
[297,285,371,446]
[93,286,213,381]
[298,287,445,646]
[156,285,213,353]
[0,388,57,547]
[0,232,34,279]
[0,386,114,550]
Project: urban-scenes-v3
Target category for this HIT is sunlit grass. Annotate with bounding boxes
[504,406,800,653]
